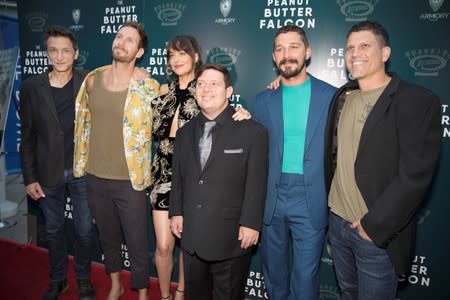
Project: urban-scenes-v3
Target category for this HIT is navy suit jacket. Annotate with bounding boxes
[253,74,336,229]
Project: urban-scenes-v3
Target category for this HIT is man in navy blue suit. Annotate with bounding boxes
[253,25,336,300]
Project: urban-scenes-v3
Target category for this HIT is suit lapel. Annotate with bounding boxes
[269,88,284,159]
[38,74,60,127]
[202,124,225,172]
[357,86,394,156]
[72,70,84,99]
[304,77,326,152]
[192,117,204,172]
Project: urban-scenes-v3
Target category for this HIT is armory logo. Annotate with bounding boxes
[70,9,84,31]
[154,3,186,26]
[405,48,449,76]
[420,0,449,21]
[25,12,48,32]
[215,0,236,25]
[337,0,379,22]
[430,0,444,12]
[206,47,241,69]
[220,0,232,17]
[73,9,80,25]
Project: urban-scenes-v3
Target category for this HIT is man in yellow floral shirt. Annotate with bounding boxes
[73,22,159,300]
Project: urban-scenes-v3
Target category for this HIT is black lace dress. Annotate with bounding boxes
[151,79,200,210]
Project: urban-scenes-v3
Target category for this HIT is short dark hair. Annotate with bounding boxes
[167,35,202,71]
[196,63,232,88]
[273,24,309,51]
[44,25,77,50]
[347,20,390,47]
[121,21,148,51]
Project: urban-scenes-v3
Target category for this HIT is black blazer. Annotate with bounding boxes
[19,69,87,186]
[324,74,441,274]
[169,106,268,261]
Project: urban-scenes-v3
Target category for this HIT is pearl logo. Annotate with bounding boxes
[154,3,186,26]
[337,0,379,22]
[25,12,48,32]
[405,48,449,76]
[75,50,89,69]
[206,47,241,69]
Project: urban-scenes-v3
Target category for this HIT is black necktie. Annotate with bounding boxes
[199,121,216,169]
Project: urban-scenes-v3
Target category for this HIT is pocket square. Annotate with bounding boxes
[224,148,244,154]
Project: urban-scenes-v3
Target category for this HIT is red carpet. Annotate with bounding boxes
[0,238,175,299]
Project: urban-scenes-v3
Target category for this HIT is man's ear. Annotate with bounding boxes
[136,48,144,59]
[306,47,312,61]
[382,46,391,63]
[226,86,233,98]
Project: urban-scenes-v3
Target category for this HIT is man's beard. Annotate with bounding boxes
[112,47,132,63]
[277,58,306,79]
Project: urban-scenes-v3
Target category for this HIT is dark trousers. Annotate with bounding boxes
[183,251,251,300]
[86,174,149,289]
[40,171,93,282]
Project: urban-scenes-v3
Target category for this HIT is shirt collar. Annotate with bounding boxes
[198,105,234,127]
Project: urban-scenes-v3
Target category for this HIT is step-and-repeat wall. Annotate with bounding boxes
[16,0,450,299]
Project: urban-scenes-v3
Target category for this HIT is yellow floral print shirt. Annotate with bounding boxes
[73,65,160,191]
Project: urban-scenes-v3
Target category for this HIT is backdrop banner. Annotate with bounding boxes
[17,0,450,299]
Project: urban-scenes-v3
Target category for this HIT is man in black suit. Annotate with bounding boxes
[19,26,94,300]
[169,63,268,300]
[324,21,441,300]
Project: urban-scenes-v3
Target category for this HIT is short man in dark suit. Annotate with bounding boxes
[169,63,268,300]
[19,26,94,300]
[324,20,441,299]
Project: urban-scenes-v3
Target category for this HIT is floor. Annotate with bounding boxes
[0,173,29,243]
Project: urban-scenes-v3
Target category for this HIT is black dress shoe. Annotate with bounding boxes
[41,279,69,300]
[77,279,95,300]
